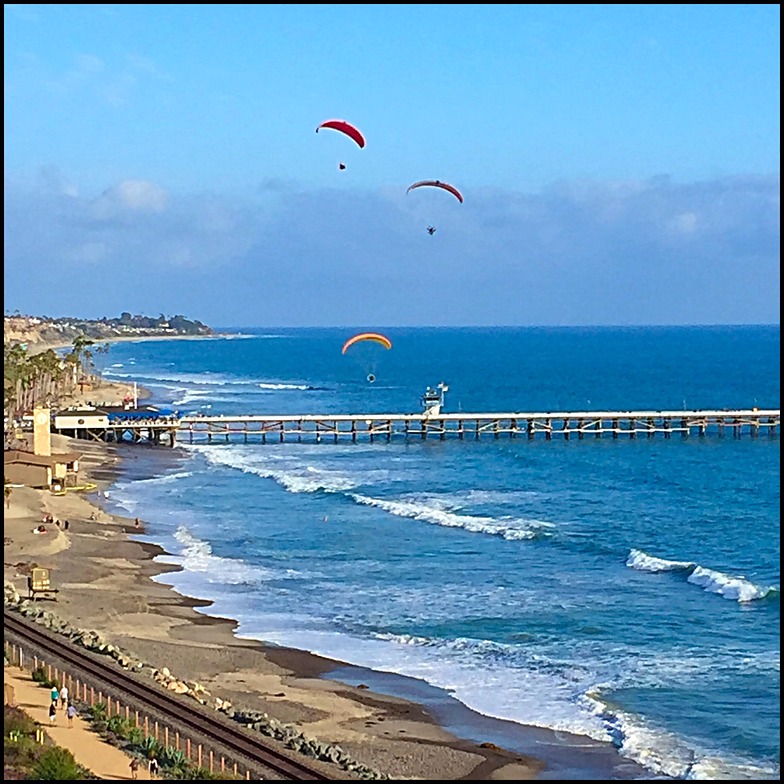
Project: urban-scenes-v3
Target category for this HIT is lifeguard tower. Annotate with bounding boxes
[27,567,58,601]
[421,382,449,417]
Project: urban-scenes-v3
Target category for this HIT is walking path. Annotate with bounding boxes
[4,664,151,780]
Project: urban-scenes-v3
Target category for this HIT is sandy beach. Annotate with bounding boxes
[4,376,655,780]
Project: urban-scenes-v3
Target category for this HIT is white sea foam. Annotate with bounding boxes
[583,690,780,780]
[627,549,776,603]
[104,370,252,385]
[187,445,553,539]
[104,368,312,390]
[197,447,358,493]
[227,619,613,742]
[172,389,212,406]
[461,488,541,504]
[686,755,780,780]
[687,566,775,603]
[350,493,550,540]
[153,525,294,585]
[148,470,193,485]
[143,522,781,782]
[627,548,694,572]
[257,382,313,390]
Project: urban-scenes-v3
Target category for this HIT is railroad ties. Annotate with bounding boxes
[175,409,780,446]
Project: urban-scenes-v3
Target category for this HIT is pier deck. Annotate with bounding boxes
[53,409,779,447]
[173,409,779,446]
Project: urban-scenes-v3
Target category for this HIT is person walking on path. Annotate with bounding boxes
[59,684,69,708]
[129,757,140,779]
[50,684,59,705]
[48,701,57,724]
[148,755,159,777]
[66,702,77,728]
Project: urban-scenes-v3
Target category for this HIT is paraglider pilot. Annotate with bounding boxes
[427,226,436,235]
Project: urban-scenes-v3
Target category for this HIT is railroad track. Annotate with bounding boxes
[4,611,335,781]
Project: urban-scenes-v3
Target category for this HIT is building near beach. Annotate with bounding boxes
[4,449,81,490]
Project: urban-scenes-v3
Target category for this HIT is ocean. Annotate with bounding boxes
[96,325,779,780]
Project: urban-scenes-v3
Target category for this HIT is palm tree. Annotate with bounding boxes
[92,343,110,378]
[65,334,95,392]
[4,342,33,417]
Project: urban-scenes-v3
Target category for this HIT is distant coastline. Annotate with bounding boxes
[35,331,238,354]
[3,312,236,354]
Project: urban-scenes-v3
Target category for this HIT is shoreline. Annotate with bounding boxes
[3,435,544,780]
[23,330,244,356]
[3,382,659,780]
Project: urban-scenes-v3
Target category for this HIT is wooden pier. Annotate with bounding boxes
[173,409,780,446]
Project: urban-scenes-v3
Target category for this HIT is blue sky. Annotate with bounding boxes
[4,4,780,327]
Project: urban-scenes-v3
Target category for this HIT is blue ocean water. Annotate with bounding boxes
[98,326,779,780]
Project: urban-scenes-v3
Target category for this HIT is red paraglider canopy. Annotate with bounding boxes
[316,119,366,149]
[406,180,464,203]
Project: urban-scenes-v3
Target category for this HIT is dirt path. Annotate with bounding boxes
[4,665,151,780]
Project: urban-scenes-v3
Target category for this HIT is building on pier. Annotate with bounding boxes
[53,404,180,446]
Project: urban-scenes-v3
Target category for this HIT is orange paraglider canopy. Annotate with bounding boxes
[341,332,392,354]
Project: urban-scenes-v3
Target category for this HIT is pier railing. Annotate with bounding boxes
[53,408,779,447]
[173,409,780,445]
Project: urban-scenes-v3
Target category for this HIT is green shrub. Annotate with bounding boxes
[4,732,38,773]
[87,702,107,722]
[29,667,58,690]
[27,745,83,780]
[106,715,132,739]
[30,666,48,685]
[160,745,188,772]
[4,706,41,773]
[126,726,145,747]
[139,734,161,758]
[86,702,108,734]
[168,766,242,780]
[4,706,37,736]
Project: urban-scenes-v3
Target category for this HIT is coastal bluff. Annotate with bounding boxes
[4,313,213,349]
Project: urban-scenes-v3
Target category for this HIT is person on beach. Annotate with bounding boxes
[66,702,76,728]
[129,757,140,779]
[135,517,141,528]
[48,701,56,724]
[148,755,159,777]
[59,684,69,707]
[50,684,59,704]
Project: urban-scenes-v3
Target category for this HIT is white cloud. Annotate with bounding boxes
[102,179,169,213]
[3,172,779,326]
[668,211,698,235]
[66,241,108,264]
